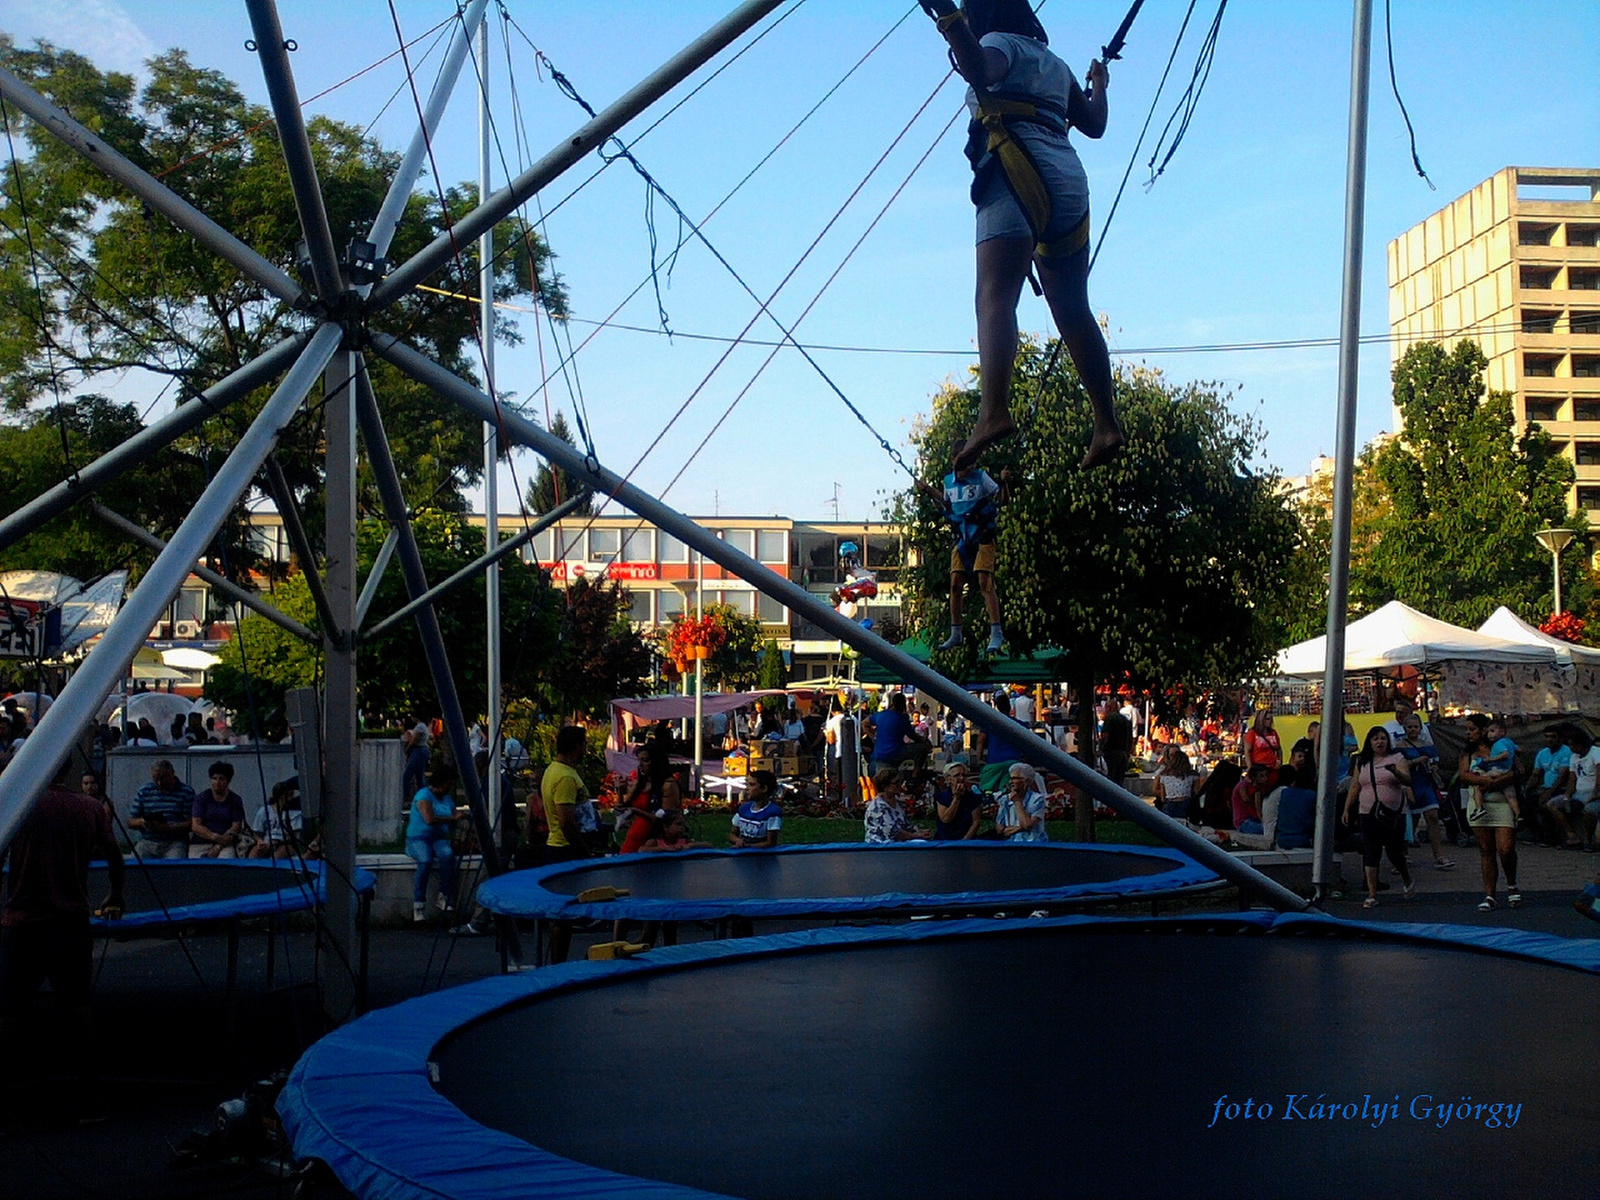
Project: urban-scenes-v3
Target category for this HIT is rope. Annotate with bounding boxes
[1144,0,1228,188]
[1382,0,1434,190]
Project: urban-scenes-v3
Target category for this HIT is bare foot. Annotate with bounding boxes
[1080,424,1125,470]
[953,413,1018,472]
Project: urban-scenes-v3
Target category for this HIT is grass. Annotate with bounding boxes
[684,812,1168,850]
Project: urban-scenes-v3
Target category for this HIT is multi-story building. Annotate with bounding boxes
[1387,166,1600,514]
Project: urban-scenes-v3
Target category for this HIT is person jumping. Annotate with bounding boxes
[919,0,1124,472]
[922,448,1011,653]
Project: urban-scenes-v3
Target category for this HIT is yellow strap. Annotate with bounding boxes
[1036,209,1091,260]
[935,10,964,32]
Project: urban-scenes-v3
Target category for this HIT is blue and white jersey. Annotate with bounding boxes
[732,800,783,843]
[942,470,1001,526]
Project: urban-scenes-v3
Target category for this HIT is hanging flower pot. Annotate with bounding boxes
[692,644,710,660]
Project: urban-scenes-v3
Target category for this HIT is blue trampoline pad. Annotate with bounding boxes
[280,913,1600,1200]
[475,841,1216,922]
[75,859,376,932]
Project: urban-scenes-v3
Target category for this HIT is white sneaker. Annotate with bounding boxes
[412,901,426,922]
[435,893,450,913]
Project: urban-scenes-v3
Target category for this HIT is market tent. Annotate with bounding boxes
[1477,606,1600,665]
[607,690,787,776]
[855,634,1069,685]
[1275,600,1558,677]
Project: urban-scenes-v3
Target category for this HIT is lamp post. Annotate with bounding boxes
[671,568,704,789]
[1534,527,1576,616]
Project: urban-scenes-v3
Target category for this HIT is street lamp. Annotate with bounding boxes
[671,564,705,787]
[1534,527,1576,616]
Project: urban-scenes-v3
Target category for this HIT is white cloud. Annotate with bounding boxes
[0,0,157,76]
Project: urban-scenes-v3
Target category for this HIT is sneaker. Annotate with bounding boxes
[1362,897,1378,910]
[985,626,1006,654]
[435,893,451,913]
[1403,883,1417,899]
[450,922,482,937]
[412,901,426,922]
[1433,858,1455,870]
[936,628,963,651]
[1507,889,1522,909]
[1477,895,1497,912]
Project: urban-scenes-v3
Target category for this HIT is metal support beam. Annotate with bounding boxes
[375,333,1308,911]
[0,324,342,854]
[320,349,360,1021]
[477,14,502,824]
[362,494,586,642]
[0,333,310,552]
[90,502,319,646]
[246,0,345,304]
[366,0,489,262]
[1313,0,1374,902]
[370,0,782,310]
[263,457,342,645]
[0,66,305,307]
[352,360,502,875]
[356,529,399,628]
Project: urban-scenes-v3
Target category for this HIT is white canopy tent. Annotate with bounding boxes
[1477,606,1600,665]
[1275,600,1559,678]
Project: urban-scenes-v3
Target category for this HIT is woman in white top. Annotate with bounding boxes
[1153,745,1201,821]
[920,0,1123,470]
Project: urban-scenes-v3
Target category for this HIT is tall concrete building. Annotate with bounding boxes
[1388,166,1600,513]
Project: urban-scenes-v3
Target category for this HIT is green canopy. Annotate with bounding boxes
[853,633,1069,685]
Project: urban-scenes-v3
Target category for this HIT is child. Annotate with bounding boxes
[918,0,1124,471]
[729,770,783,849]
[924,455,1012,653]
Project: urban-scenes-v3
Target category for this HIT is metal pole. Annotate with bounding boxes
[478,14,502,824]
[0,324,340,853]
[0,333,310,552]
[1554,549,1562,617]
[355,529,400,629]
[245,0,345,304]
[1312,0,1374,903]
[320,349,360,1022]
[374,334,1307,910]
[0,66,304,307]
[366,0,489,262]
[352,362,502,875]
[363,495,585,642]
[90,503,319,645]
[263,458,342,643]
[370,0,782,311]
[695,546,704,783]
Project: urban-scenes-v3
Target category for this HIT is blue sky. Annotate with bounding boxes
[2,0,1596,521]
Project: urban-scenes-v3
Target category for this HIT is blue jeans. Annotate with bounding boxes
[1237,818,1264,836]
[406,836,457,905]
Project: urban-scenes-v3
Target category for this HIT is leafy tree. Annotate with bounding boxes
[524,410,595,516]
[1351,341,1590,626]
[756,637,788,711]
[0,39,565,543]
[535,576,652,719]
[701,602,765,690]
[205,573,320,726]
[892,344,1301,837]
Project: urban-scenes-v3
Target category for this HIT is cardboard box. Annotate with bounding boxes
[722,757,748,776]
[779,756,801,776]
[748,756,778,775]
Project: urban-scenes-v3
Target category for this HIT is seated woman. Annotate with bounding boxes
[995,763,1048,842]
[864,768,930,843]
[1152,746,1201,821]
[249,779,304,859]
[406,762,464,923]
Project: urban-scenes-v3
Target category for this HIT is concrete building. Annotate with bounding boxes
[1387,166,1600,513]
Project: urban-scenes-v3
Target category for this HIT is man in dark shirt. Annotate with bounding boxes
[1099,703,1134,788]
[934,762,984,839]
[128,758,195,859]
[2,773,124,1121]
[868,692,930,774]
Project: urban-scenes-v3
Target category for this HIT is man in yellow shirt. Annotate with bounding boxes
[540,725,591,962]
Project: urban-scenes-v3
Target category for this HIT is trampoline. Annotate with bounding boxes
[475,841,1217,932]
[280,912,1600,1200]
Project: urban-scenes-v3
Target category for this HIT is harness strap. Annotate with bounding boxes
[968,90,1086,259]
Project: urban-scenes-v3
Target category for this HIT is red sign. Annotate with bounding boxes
[540,561,658,583]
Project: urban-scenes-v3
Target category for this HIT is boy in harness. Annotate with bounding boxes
[919,0,1124,472]
[922,450,1012,653]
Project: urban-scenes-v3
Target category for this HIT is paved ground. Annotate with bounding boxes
[1,841,1595,1199]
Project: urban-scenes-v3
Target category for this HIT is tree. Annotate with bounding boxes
[1350,341,1590,626]
[756,637,788,711]
[0,39,566,543]
[536,576,652,719]
[892,344,1302,838]
[524,410,595,516]
[204,573,320,728]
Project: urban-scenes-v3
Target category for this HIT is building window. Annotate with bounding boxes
[658,531,691,563]
[531,528,556,562]
[865,533,902,569]
[757,591,785,624]
[628,589,653,624]
[794,533,839,585]
[1520,267,1558,290]
[718,528,756,558]
[1575,357,1600,379]
[1576,443,1600,467]
[1572,270,1600,292]
[621,527,654,563]
[1576,402,1600,423]
[1580,487,1600,512]
[1573,312,1600,335]
[1524,354,1560,377]
[757,529,787,564]
[174,587,207,624]
[714,589,755,617]
[1525,398,1563,423]
[1518,222,1557,246]
[1569,226,1600,249]
[587,528,620,563]
[658,588,686,621]
[1521,309,1559,334]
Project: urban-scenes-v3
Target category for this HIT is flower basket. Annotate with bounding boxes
[692,644,710,660]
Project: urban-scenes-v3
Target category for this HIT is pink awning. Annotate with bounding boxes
[611,690,784,722]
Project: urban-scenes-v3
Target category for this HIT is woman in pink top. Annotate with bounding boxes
[1343,727,1414,909]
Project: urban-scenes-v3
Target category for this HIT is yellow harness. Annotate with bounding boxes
[968,91,1089,259]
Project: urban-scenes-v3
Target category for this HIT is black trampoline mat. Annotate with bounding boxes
[88,862,312,917]
[434,927,1600,1200]
[537,844,1174,901]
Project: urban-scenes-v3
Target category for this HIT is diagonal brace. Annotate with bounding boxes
[263,457,344,648]
[90,502,319,646]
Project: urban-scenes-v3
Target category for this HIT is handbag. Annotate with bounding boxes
[1368,761,1402,832]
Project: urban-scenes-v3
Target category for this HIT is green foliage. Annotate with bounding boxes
[517,716,611,797]
[204,574,321,726]
[535,577,653,719]
[1350,341,1590,626]
[0,38,564,525]
[523,410,595,516]
[891,342,1303,692]
[700,602,765,690]
[756,637,788,710]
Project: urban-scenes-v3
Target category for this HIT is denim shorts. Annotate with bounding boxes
[973,129,1089,247]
